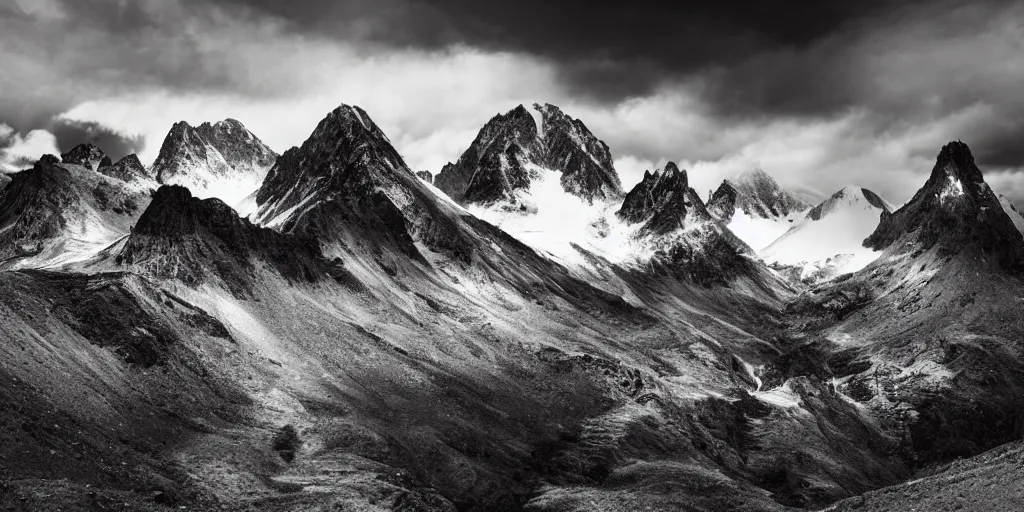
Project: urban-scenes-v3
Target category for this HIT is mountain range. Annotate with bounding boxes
[1,104,1024,511]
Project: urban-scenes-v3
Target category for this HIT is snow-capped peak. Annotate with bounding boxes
[151,118,277,207]
[434,103,621,205]
[761,185,893,283]
[865,141,1024,269]
[707,168,811,252]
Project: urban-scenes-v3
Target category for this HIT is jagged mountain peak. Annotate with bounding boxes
[806,186,893,221]
[864,141,1024,268]
[617,162,695,232]
[119,184,328,295]
[935,140,982,184]
[151,117,277,205]
[613,162,759,284]
[434,103,621,205]
[61,143,111,171]
[254,104,409,219]
[727,167,810,219]
[307,104,394,149]
[707,180,740,220]
[97,154,151,184]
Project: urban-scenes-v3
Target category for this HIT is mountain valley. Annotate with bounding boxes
[1,103,1023,512]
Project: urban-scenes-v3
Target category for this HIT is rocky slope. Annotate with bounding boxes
[0,154,149,269]
[762,186,894,284]
[434,103,621,205]
[116,185,334,297]
[778,141,1024,505]
[151,119,277,206]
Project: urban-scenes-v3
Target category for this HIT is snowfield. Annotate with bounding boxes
[760,186,892,281]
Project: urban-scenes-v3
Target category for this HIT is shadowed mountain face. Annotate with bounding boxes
[706,180,739,220]
[434,104,622,205]
[253,104,475,267]
[97,154,151,184]
[865,141,1024,269]
[118,185,331,296]
[618,162,695,233]
[616,162,762,286]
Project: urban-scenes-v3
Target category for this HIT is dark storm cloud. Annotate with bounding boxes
[207,0,933,102]
[49,120,146,161]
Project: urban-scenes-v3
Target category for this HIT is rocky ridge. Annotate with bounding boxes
[434,103,622,205]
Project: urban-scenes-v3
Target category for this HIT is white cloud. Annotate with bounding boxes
[0,124,59,172]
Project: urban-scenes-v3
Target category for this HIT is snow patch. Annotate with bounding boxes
[526,104,545,138]
[727,211,797,252]
[755,382,803,409]
[466,165,644,268]
[939,173,964,203]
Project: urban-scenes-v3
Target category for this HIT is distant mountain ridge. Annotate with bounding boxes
[762,186,894,283]
[706,168,811,252]
[151,118,277,206]
[434,103,622,205]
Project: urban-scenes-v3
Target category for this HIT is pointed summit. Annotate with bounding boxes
[252,104,471,265]
[434,103,621,205]
[615,162,758,284]
[617,162,693,232]
[119,185,328,296]
[61,143,111,171]
[97,154,151,185]
[254,104,409,228]
[864,141,1024,267]
[731,168,810,219]
[706,181,739,221]
[151,118,276,206]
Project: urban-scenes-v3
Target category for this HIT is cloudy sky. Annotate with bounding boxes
[2,0,1024,205]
